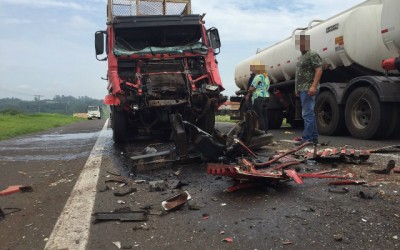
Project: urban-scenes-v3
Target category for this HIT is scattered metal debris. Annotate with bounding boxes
[299,147,371,164]
[92,211,148,224]
[161,191,191,211]
[369,160,396,174]
[328,180,366,186]
[208,159,353,192]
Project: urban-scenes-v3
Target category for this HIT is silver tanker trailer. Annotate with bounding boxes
[234,0,400,139]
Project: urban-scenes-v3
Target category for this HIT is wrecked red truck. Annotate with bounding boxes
[95,0,224,143]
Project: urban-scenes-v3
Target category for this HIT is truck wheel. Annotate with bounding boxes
[112,108,128,144]
[267,109,283,129]
[197,108,215,134]
[316,91,346,135]
[345,87,390,139]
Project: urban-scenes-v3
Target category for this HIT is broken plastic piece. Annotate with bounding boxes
[222,237,233,243]
[161,191,191,211]
[0,185,33,196]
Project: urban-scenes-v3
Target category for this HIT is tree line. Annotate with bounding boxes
[0,95,106,115]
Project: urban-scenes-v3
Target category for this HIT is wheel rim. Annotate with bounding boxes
[317,102,332,126]
[351,98,372,129]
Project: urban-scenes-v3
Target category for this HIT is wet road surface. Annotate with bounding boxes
[1,120,400,249]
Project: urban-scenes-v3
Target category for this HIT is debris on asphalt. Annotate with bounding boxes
[328,187,350,194]
[188,201,203,210]
[369,160,396,174]
[161,191,191,211]
[112,241,122,249]
[92,211,148,224]
[143,146,158,155]
[105,177,129,185]
[149,180,166,192]
[328,180,366,186]
[0,208,5,220]
[358,191,378,199]
[99,185,110,192]
[106,170,121,176]
[299,147,371,164]
[208,158,354,192]
[222,237,233,243]
[0,185,33,196]
[117,200,126,204]
[166,180,188,189]
[333,234,344,241]
[114,187,137,197]
[282,240,293,245]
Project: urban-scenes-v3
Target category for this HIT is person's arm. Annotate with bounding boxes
[246,86,255,101]
[308,66,322,96]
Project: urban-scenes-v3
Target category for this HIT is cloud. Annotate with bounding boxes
[192,0,365,43]
[68,15,97,30]
[1,0,89,11]
[4,18,33,24]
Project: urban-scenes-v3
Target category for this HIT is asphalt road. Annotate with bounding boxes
[1,119,399,250]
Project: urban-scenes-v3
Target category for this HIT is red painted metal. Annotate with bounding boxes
[104,94,120,105]
[284,170,304,184]
[302,147,371,163]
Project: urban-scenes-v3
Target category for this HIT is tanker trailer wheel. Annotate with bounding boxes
[345,87,391,139]
[316,91,346,135]
[111,108,128,144]
[197,108,215,135]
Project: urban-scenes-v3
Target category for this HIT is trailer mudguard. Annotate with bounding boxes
[342,76,400,104]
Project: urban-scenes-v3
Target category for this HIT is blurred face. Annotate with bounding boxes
[250,64,266,74]
[295,34,310,52]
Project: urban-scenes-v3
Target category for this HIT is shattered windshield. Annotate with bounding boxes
[113,25,208,56]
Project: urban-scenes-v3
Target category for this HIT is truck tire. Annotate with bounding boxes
[197,108,215,135]
[316,91,346,135]
[267,109,283,129]
[111,108,128,144]
[345,87,391,139]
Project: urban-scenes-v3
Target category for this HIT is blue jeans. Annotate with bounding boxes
[299,91,318,143]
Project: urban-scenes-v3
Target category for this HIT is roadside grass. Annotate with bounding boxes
[0,113,85,141]
[215,115,237,123]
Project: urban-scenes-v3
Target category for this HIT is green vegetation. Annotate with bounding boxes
[0,95,104,115]
[215,115,237,123]
[0,113,84,141]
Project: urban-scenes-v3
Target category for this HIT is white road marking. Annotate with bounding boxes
[45,120,110,250]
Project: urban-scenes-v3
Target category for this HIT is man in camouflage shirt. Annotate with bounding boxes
[295,34,323,144]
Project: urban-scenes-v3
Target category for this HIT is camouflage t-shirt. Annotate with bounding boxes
[295,50,322,92]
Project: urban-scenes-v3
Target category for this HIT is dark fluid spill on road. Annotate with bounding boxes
[0,131,101,162]
[0,151,90,162]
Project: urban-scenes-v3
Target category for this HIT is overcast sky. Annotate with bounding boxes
[0,0,365,100]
